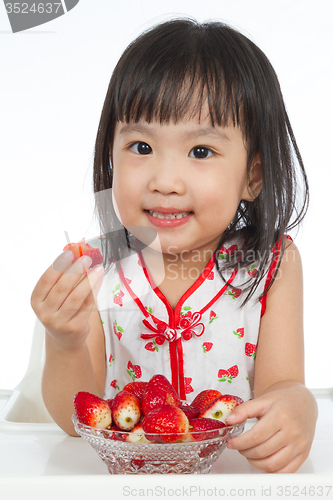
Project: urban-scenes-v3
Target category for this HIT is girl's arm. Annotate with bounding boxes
[224,241,318,473]
[31,251,106,436]
[42,305,106,436]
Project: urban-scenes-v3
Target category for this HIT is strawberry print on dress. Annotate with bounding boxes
[127,361,142,381]
[113,320,123,341]
[218,244,239,262]
[209,311,218,323]
[110,379,119,390]
[218,365,239,383]
[228,288,242,299]
[202,342,213,353]
[112,284,124,306]
[233,328,244,339]
[185,377,194,394]
[247,264,258,278]
[245,343,257,359]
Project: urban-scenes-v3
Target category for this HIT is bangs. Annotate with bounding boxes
[110,20,247,129]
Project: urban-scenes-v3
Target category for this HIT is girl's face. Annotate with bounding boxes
[112,112,260,257]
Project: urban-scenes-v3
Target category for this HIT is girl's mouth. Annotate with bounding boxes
[147,210,191,219]
[144,209,193,227]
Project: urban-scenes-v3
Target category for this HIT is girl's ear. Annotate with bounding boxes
[242,154,262,201]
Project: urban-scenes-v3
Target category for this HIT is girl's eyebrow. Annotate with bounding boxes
[118,122,231,143]
[118,123,156,137]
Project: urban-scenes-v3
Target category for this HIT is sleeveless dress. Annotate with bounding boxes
[97,238,285,403]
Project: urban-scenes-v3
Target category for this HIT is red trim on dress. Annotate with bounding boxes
[200,268,238,315]
[118,264,150,318]
[260,235,293,317]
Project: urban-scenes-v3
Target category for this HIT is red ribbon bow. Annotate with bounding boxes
[140,312,205,343]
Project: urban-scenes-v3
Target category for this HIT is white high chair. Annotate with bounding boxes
[0,318,57,431]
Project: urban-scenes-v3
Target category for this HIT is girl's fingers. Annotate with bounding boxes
[246,445,302,473]
[42,255,92,312]
[227,413,280,451]
[31,250,75,304]
[236,429,285,460]
[57,265,104,321]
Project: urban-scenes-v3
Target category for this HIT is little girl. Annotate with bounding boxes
[31,19,318,473]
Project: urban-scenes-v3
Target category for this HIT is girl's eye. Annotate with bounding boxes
[130,142,152,155]
[189,146,213,159]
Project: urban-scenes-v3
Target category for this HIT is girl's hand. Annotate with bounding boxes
[31,250,104,351]
[225,383,318,473]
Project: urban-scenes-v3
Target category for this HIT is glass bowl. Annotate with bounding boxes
[72,415,246,474]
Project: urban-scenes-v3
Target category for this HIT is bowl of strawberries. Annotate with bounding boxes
[72,374,246,474]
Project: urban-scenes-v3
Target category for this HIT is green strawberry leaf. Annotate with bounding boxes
[117,326,124,333]
[183,306,192,311]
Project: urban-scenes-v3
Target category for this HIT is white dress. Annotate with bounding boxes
[97,238,284,403]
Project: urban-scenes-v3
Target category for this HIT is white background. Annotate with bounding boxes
[0,0,332,390]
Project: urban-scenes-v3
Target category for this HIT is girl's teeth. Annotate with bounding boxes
[149,211,190,219]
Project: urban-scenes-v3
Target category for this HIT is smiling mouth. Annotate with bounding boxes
[146,210,192,220]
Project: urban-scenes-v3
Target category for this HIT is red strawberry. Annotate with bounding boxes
[125,423,150,443]
[122,381,148,401]
[207,271,214,280]
[245,343,257,359]
[191,389,222,413]
[74,392,112,429]
[141,405,189,442]
[202,342,213,353]
[63,240,103,268]
[188,418,226,441]
[198,394,244,424]
[141,374,181,415]
[106,424,127,442]
[180,404,199,420]
[106,398,114,410]
[111,390,141,431]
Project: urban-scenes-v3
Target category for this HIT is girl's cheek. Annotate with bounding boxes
[111,188,124,223]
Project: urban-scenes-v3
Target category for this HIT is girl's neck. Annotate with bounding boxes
[141,246,216,310]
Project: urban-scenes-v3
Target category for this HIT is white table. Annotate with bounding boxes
[0,389,332,500]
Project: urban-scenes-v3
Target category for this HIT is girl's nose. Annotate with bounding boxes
[147,157,187,195]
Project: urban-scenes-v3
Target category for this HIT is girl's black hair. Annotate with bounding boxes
[93,18,309,305]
